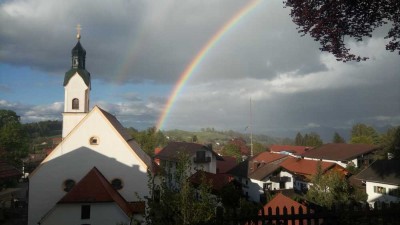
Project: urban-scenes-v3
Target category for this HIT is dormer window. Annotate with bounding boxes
[89,136,99,145]
[72,98,79,110]
[194,151,211,163]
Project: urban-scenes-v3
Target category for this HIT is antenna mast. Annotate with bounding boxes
[250,98,253,157]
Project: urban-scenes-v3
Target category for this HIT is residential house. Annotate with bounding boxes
[355,159,400,206]
[154,142,223,187]
[280,157,347,192]
[228,152,348,203]
[302,143,378,168]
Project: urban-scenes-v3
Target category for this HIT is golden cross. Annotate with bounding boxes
[76,24,82,40]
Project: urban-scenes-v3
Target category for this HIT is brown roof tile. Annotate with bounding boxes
[217,156,238,174]
[269,145,311,155]
[354,159,400,185]
[189,171,232,192]
[301,143,378,161]
[280,158,336,176]
[0,161,21,179]
[58,167,142,216]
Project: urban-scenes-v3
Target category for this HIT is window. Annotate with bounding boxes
[374,186,386,194]
[89,137,99,145]
[111,178,123,190]
[81,205,90,219]
[388,188,400,197]
[63,179,75,192]
[72,98,79,110]
[196,151,206,161]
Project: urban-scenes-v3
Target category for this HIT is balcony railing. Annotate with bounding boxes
[193,156,211,163]
[270,176,291,183]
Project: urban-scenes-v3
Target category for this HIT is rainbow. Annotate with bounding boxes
[156,0,262,131]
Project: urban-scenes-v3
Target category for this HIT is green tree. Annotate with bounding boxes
[350,123,379,145]
[221,142,241,159]
[252,142,265,156]
[128,126,167,157]
[332,132,346,143]
[295,132,303,145]
[380,126,400,159]
[0,110,28,166]
[284,0,399,62]
[306,164,351,208]
[147,153,216,225]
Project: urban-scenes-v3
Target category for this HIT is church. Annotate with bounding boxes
[28,31,152,225]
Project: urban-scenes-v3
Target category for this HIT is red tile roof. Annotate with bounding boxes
[261,193,307,215]
[252,152,288,164]
[269,145,311,155]
[217,156,238,174]
[189,171,233,192]
[280,158,335,176]
[301,143,378,161]
[58,167,144,215]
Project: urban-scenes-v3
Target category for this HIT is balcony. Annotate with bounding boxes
[270,176,291,183]
[193,156,211,163]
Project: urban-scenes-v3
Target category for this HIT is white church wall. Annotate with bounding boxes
[40,203,130,225]
[28,108,150,225]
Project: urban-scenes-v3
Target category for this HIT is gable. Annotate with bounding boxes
[34,106,151,174]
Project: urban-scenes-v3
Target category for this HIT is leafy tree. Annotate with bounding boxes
[332,132,346,143]
[380,126,400,159]
[295,132,303,145]
[0,110,28,166]
[306,163,351,208]
[146,153,216,225]
[221,142,242,159]
[295,132,323,147]
[284,0,400,62]
[252,142,266,156]
[128,126,167,157]
[350,123,379,145]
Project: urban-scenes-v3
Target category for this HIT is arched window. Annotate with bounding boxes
[72,98,79,110]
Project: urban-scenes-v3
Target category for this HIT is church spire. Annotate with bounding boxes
[62,25,91,138]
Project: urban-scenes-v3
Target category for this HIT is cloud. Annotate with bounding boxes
[0,0,399,137]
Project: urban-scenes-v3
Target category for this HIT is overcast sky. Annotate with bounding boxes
[1,0,399,140]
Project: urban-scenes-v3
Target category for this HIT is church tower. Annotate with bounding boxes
[62,27,91,138]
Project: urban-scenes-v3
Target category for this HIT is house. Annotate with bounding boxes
[38,167,145,225]
[28,32,152,225]
[280,157,347,192]
[228,152,348,203]
[301,143,379,168]
[354,159,400,206]
[155,142,222,174]
[269,145,311,157]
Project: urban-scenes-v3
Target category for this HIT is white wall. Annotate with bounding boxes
[40,203,131,225]
[29,108,149,225]
[366,181,400,205]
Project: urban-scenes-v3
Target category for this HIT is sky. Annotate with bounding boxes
[0,0,399,140]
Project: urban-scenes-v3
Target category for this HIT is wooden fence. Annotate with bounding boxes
[216,202,400,225]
